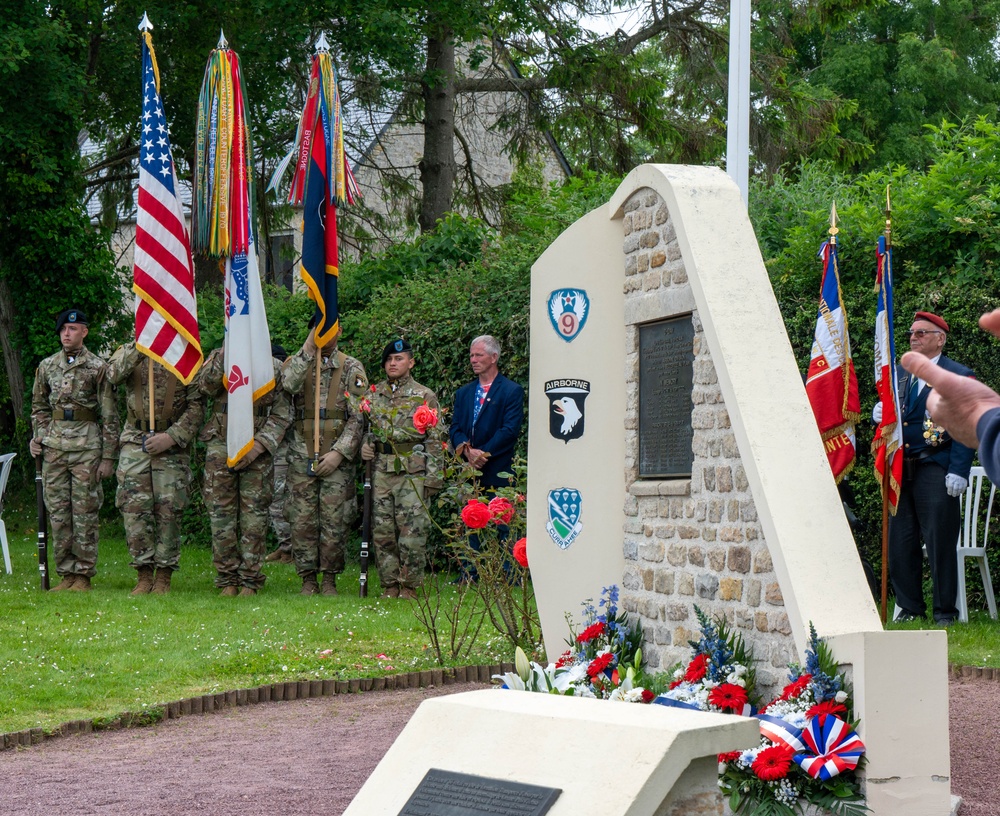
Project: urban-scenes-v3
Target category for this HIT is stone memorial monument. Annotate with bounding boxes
[526,164,952,816]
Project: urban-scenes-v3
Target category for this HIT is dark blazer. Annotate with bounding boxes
[897,355,975,479]
[450,374,525,488]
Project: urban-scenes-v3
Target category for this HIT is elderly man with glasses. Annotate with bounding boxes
[876,310,975,625]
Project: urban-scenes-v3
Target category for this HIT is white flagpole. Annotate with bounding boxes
[726,0,751,207]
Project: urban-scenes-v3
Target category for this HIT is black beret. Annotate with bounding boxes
[55,309,88,333]
[381,337,412,364]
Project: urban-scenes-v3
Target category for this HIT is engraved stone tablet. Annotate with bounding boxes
[398,768,560,816]
[638,315,694,478]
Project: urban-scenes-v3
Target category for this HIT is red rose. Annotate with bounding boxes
[488,496,515,524]
[512,537,528,568]
[806,700,847,720]
[640,689,656,704]
[708,682,749,712]
[369,384,377,392]
[576,621,606,644]
[752,744,795,781]
[586,652,614,678]
[684,653,709,683]
[413,402,439,434]
[359,398,371,414]
[780,673,812,701]
[460,500,492,529]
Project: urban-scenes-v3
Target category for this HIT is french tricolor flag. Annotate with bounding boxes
[806,238,860,483]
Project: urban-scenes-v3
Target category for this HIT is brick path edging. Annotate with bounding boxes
[949,662,1000,681]
[4,661,991,751]
[0,662,513,752]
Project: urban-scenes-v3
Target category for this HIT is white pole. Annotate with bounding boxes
[726,0,751,207]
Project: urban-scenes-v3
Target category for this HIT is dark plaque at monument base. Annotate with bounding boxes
[638,315,695,478]
[398,768,561,816]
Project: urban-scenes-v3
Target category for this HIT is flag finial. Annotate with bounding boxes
[828,202,839,244]
[138,11,153,32]
[217,29,228,49]
[315,32,330,53]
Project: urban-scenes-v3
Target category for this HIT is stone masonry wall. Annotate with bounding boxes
[620,187,798,698]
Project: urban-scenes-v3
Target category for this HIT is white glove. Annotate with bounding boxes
[945,474,967,498]
[872,402,883,424]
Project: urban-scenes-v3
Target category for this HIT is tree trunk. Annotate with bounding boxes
[419,27,457,234]
[0,275,26,420]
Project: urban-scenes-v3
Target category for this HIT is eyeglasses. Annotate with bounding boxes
[907,330,943,338]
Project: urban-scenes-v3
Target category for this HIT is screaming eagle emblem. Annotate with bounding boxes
[544,379,590,443]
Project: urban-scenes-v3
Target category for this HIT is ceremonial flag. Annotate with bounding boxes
[805,237,860,482]
[194,35,274,467]
[285,40,358,347]
[133,22,202,383]
[872,234,903,512]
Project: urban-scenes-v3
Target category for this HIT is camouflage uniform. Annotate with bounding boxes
[367,373,443,591]
[31,346,119,579]
[197,348,292,591]
[106,343,204,575]
[268,433,292,555]
[282,346,368,588]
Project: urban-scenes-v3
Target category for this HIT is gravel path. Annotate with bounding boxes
[0,677,992,815]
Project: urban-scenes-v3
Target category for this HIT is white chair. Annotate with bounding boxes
[957,466,999,623]
[0,452,16,574]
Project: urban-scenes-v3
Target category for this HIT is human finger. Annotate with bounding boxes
[900,351,961,393]
[981,309,1000,339]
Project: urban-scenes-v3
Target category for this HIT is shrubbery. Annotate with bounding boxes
[751,118,1000,609]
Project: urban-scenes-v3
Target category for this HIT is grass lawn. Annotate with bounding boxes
[3,505,1000,735]
[0,511,511,734]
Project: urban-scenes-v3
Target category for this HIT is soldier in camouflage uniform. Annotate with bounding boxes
[360,338,443,599]
[29,309,119,592]
[106,342,205,595]
[197,346,292,596]
[282,328,368,595]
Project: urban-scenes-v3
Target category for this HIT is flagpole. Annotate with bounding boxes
[313,335,321,473]
[148,357,155,432]
[880,186,892,624]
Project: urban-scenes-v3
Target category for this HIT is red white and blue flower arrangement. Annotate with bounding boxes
[654,606,759,716]
[716,623,867,816]
[495,585,654,702]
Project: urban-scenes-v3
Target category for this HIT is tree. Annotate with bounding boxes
[0,2,124,436]
[752,0,1000,172]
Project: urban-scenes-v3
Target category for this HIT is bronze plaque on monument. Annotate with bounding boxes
[398,768,560,816]
[638,315,695,478]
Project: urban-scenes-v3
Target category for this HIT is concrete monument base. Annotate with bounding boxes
[344,689,759,816]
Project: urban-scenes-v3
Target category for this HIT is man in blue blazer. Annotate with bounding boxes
[889,311,975,625]
[450,336,525,490]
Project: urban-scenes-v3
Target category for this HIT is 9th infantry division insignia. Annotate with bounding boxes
[547,488,583,549]
[545,379,590,443]
[547,289,590,342]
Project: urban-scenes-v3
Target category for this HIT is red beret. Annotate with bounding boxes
[913,311,949,333]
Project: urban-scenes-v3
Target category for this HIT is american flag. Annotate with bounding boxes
[133,30,202,384]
